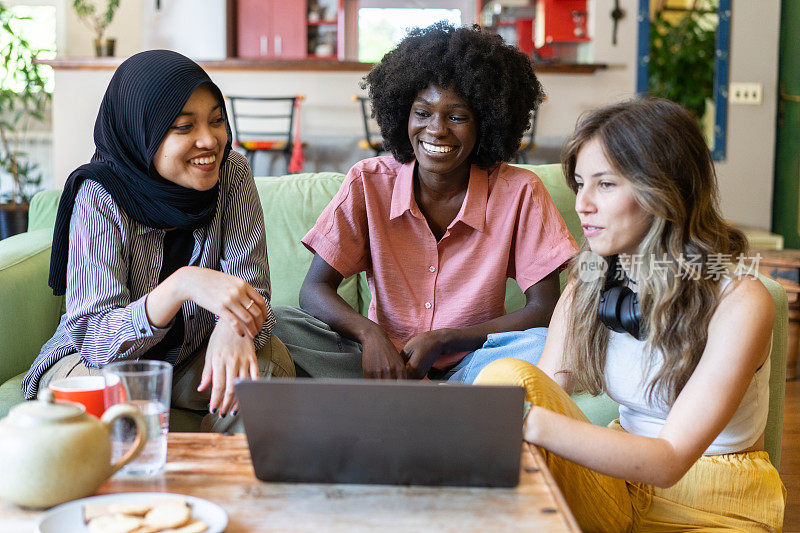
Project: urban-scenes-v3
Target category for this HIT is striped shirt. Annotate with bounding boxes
[22,151,274,399]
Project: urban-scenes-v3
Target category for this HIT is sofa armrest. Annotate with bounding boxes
[757,272,788,469]
[0,229,64,383]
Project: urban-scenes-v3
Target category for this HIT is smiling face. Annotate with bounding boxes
[574,138,653,257]
[153,84,227,191]
[407,84,478,184]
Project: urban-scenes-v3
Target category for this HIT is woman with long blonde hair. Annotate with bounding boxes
[477,98,785,532]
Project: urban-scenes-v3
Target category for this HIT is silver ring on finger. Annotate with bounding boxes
[244,299,254,310]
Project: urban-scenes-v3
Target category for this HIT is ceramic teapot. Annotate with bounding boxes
[0,389,147,508]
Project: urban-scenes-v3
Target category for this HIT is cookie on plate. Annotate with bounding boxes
[107,502,152,517]
[86,514,145,533]
[143,499,191,530]
[161,520,209,533]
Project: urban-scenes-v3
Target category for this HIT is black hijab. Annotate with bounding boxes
[49,50,232,295]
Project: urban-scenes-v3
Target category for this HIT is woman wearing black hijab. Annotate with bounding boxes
[22,50,293,432]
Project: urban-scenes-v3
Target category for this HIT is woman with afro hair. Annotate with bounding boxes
[272,22,576,381]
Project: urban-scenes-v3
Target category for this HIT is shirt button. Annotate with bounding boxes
[424,302,432,309]
[429,266,436,272]
[140,328,146,333]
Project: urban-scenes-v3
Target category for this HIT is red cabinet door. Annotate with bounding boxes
[237,0,306,58]
[270,0,307,59]
[237,0,270,58]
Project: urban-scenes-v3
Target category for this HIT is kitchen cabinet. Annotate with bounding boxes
[237,0,306,59]
[478,0,590,61]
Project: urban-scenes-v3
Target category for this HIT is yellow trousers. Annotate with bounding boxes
[475,359,786,533]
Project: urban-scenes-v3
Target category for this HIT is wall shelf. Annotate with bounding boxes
[38,58,607,74]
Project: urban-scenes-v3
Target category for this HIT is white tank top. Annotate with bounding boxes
[603,278,770,455]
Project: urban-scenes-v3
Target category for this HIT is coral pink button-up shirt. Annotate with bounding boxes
[302,156,576,368]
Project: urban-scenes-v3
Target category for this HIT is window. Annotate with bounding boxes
[1,2,57,198]
[357,7,462,63]
[0,4,57,92]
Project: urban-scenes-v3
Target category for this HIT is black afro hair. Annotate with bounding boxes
[362,22,544,168]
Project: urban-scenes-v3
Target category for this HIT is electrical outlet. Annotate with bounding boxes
[729,82,763,105]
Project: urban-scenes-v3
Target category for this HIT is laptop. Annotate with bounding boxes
[235,379,525,488]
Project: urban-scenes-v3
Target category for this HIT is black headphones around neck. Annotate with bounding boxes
[597,282,644,340]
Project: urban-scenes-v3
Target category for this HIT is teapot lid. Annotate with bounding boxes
[7,389,86,426]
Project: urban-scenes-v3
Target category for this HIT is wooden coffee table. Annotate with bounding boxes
[0,433,579,532]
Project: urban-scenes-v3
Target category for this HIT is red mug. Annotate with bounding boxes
[48,376,107,418]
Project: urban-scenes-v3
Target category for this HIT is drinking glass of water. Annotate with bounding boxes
[103,360,172,476]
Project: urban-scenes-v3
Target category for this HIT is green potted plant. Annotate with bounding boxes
[648,3,717,122]
[0,4,51,239]
[72,0,120,56]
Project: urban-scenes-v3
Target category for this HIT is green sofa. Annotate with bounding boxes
[0,164,787,467]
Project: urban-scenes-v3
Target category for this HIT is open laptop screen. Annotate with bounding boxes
[236,379,525,488]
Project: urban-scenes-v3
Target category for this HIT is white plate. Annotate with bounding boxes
[35,492,228,533]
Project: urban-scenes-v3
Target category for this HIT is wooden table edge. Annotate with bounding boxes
[0,434,582,533]
[524,442,582,532]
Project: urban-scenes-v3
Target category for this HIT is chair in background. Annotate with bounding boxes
[226,95,304,175]
[512,105,541,164]
[352,95,388,157]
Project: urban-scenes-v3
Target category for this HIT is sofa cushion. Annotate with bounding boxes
[513,163,582,243]
[0,228,64,383]
[503,164,581,312]
[571,391,620,426]
[256,173,360,310]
